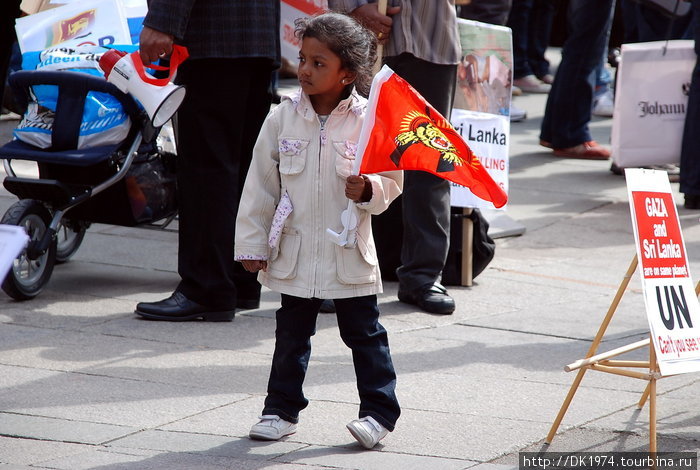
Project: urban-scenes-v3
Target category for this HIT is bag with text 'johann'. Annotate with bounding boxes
[611,40,695,169]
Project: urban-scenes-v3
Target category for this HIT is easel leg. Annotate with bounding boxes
[546,368,586,443]
[546,255,638,444]
[637,382,651,409]
[649,336,658,453]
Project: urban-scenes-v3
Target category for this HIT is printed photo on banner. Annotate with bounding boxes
[450,19,512,210]
[626,169,700,376]
[454,19,513,117]
[280,0,327,73]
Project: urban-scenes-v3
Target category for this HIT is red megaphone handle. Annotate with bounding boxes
[131,44,189,86]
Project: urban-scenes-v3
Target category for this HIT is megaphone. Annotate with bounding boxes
[99,46,188,127]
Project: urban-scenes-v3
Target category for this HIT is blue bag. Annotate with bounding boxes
[13,45,134,149]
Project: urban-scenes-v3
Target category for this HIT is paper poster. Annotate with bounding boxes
[626,168,700,376]
[15,0,131,53]
[450,108,509,209]
[450,19,512,209]
[0,225,29,284]
[280,0,327,70]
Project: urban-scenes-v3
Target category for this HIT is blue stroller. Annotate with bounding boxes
[0,69,178,300]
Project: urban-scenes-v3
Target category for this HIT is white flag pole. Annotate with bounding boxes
[325,65,393,247]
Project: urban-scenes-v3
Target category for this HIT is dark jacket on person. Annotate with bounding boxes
[143,0,280,64]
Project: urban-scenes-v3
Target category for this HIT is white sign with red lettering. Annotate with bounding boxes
[627,168,700,376]
[280,0,327,69]
[449,108,509,209]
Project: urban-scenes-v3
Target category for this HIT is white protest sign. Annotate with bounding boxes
[0,225,29,284]
[280,0,327,70]
[15,0,131,54]
[626,168,700,376]
[450,108,509,209]
[451,19,512,209]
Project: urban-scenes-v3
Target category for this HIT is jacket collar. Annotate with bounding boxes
[284,88,366,121]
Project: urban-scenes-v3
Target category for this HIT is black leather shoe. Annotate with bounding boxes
[398,282,455,314]
[135,292,235,322]
[237,298,260,310]
[319,299,336,313]
[685,194,700,210]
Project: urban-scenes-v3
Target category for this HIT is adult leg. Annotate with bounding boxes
[384,54,456,293]
[540,0,615,148]
[528,0,555,80]
[620,0,639,43]
[262,295,323,423]
[334,296,400,431]
[506,0,535,79]
[0,0,20,112]
[634,3,691,41]
[175,58,271,310]
[680,0,700,204]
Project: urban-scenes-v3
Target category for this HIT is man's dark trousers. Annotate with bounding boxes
[175,58,273,309]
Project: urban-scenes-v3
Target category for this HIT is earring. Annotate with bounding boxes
[341,79,347,84]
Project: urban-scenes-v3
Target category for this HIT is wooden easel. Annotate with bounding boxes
[546,254,700,452]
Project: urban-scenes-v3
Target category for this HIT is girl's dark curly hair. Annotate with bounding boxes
[294,12,378,96]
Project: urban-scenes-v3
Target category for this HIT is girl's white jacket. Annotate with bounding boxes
[235,89,403,299]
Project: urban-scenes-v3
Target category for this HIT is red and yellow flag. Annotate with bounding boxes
[356,66,508,208]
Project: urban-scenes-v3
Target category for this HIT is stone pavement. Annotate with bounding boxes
[1,74,700,469]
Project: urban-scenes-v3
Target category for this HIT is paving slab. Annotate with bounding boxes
[0,412,133,445]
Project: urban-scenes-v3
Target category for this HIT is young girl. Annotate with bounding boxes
[234,12,402,449]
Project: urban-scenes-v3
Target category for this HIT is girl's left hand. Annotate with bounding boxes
[345,175,369,202]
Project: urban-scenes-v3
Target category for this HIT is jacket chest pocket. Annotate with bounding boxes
[279,138,309,175]
[332,140,357,179]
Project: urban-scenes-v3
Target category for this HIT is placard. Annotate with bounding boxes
[626,168,700,376]
[0,225,29,284]
[450,108,509,208]
[450,18,512,209]
[15,0,131,53]
[280,0,327,71]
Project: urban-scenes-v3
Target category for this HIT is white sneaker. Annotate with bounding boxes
[510,104,527,122]
[346,416,389,449]
[249,415,297,440]
[593,90,614,117]
[513,74,551,93]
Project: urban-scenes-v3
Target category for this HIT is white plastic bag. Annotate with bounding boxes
[611,40,695,168]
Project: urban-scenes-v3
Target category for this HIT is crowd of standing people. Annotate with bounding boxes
[1,0,699,450]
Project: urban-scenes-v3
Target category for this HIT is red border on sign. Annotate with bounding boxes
[282,0,326,15]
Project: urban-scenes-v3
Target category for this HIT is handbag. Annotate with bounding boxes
[611,40,695,168]
[632,0,691,18]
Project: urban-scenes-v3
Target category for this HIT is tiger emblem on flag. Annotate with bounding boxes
[392,109,465,172]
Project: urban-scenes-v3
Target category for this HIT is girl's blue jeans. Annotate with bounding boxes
[262,294,400,431]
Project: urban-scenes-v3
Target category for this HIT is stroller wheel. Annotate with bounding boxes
[1,199,57,300]
[55,219,87,264]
